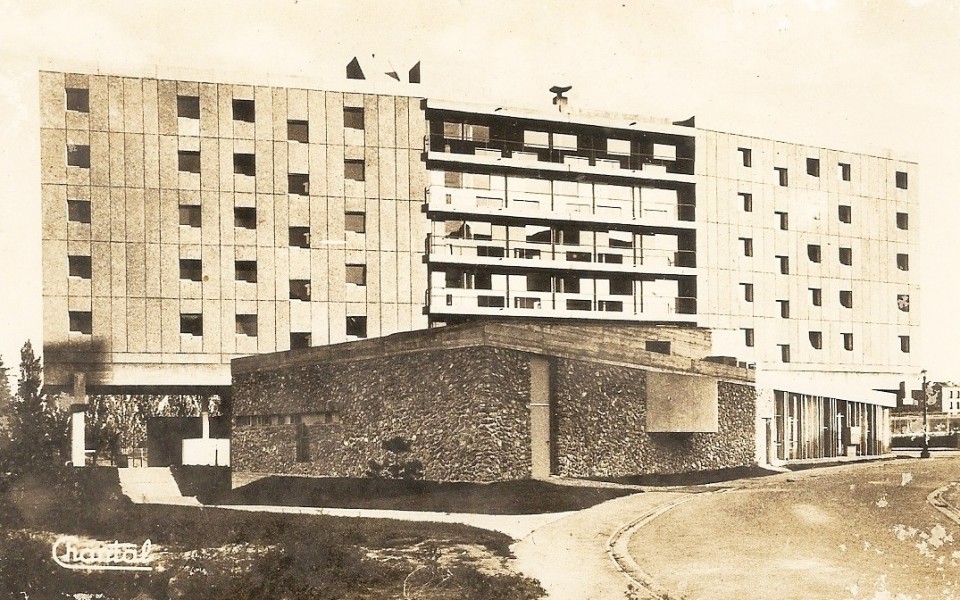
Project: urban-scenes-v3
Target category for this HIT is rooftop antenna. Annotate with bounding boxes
[550,85,572,112]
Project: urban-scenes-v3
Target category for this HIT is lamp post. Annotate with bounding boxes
[921,369,931,459]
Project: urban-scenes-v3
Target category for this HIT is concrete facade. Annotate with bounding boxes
[231,322,756,481]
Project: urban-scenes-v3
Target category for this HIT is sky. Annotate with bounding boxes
[0,0,958,384]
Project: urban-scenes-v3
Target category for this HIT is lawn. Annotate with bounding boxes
[0,467,544,599]
[224,475,638,514]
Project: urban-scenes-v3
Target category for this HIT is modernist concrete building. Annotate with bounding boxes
[39,68,917,465]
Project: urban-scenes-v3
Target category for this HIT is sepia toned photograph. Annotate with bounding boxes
[0,1,958,598]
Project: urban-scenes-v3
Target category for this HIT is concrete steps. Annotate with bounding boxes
[118,467,201,506]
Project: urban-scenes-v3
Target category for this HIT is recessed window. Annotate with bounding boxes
[738,147,752,167]
[840,290,853,308]
[779,344,791,363]
[68,255,92,279]
[344,159,365,182]
[807,245,821,263]
[743,328,755,347]
[234,207,257,230]
[179,205,201,227]
[232,99,255,122]
[739,192,753,212]
[345,211,366,234]
[65,88,89,113]
[288,120,309,143]
[234,153,256,176]
[839,247,852,266]
[609,277,633,296]
[838,205,852,224]
[740,237,753,257]
[806,158,820,177]
[67,144,90,168]
[289,279,311,301]
[809,331,823,349]
[897,294,910,312]
[346,316,367,338]
[289,226,310,248]
[177,95,200,119]
[288,173,310,196]
[69,311,92,335]
[344,107,365,130]
[67,199,91,223]
[896,171,908,189]
[777,299,790,318]
[645,341,671,355]
[897,253,910,271]
[346,264,367,286]
[290,332,312,350]
[842,333,854,351]
[236,314,258,337]
[810,287,822,306]
[180,314,203,336]
[178,150,201,173]
[179,258,202,282]
[774,167,788,187]
[775,211,788,231]
[900,335,911,353]
[776,255,789,274]
[443,171,462,188]
[838,162,851,181]
[741,283,754,302]
[896,212,909,230]
[235,260,257,283]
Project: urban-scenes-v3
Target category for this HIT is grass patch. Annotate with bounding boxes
[592,465,777,487]
[224,475,637,514]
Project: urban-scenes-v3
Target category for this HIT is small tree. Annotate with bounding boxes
[5,341,67,474]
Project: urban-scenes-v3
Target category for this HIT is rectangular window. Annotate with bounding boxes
[645,341,671,354]
[343,107,364,130]
[67,199,91,223]
[609,277,633,296]
[739,192,753,212]
[900,335,911,353]
[740,237,753,257]
[556,275,580,294]
[289,279,311,301]
[69,311,92,335]
[778,299,790,318]
[607,139,631,155]
[288,173,310,196]
[810,287,822,306]
[236,314,258,337]
[738,147,752,167]
[840,290,853,308]
[179,258,202,282]
[744,328,755,347]
[897,253,909,271]
[177,95,200,119]
[839,247,852,266]
[554,133,578,151]
[527,272,552,293]
[774,167,788,187]
[444,171,462,188]
[290,332,312,350]
[777,255,789,275]
[741,283,754,302]
[346,316,367,338]
[65,88,89,113]
[838,162,851,181]
[235,260,257,283]
[344,159,365,181]
[896,171,908,189]
[289,226,310,248]
[179,205,201,227]
[345,264,367,286]
[288,120,309,143]
[809,331,823,349]
[566,299,592,311]
[232,99,255,122]
[345,212,366,234]
[842,333,854,351]
[807,245,821,263]
[779,344,791,363]
[178,150,201,173]
[464,124,490,142]
[234,153,256,176]
[234,207,257,230]
[524,130,550,148]
[896,212,909,230]
[806,158,820,177]
[67,144,90,168]
[180,314,203,336]
[838,205,852,224]
[68,255,92,279]
[478,295,506,308]
[775,211,788,230]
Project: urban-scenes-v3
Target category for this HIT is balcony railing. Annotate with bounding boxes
[428,288,697,318]
[425,134,695,175]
